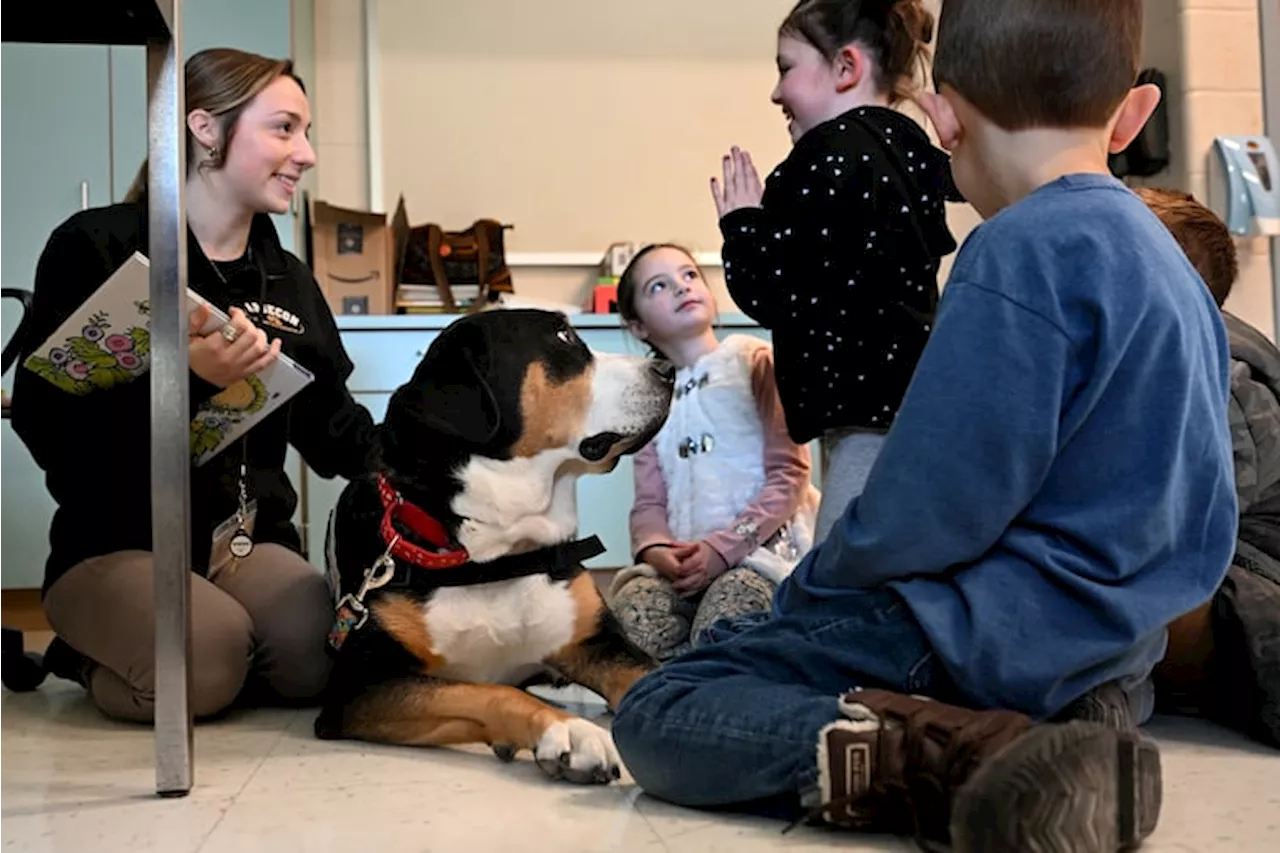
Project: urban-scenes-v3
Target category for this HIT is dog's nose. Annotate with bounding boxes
[649,358,675,386]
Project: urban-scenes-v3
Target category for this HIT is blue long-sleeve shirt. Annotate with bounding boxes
[776,174,1238,719]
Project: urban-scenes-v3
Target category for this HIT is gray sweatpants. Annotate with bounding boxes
[611,568,776,661]
[814,429,888,544]
[42,544,333,723]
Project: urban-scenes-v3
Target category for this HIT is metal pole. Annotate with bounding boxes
[1262,0,1280,341]
[147,0,193,798]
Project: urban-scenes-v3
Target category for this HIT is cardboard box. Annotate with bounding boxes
[307,199,396,316]
[307,193,507,315]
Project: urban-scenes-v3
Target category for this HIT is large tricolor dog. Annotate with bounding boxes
[316,309,673,784]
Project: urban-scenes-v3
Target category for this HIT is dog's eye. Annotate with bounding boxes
[556,329,577,346]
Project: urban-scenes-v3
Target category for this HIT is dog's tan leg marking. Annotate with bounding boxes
[341,677,623,783]
[545,573,654,709]
[564,572,611,645]
[549,645,650,712]
[371,594,448,671]
[511,360,592,458]
[343,678,573,748]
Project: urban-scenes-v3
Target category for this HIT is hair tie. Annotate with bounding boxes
[860,0,896,24]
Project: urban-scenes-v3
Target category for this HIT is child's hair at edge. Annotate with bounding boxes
[1135,187,1239,308]
[779,0,935,106]
[124,48,305,202]
[932,0,1142,131]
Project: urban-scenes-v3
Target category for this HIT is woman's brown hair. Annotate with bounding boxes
[779,0,934,106]
[124,47,304,202]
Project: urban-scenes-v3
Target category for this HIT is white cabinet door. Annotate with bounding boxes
[1,44,112,292]
[301,393,391,569]
[1,44,113,590]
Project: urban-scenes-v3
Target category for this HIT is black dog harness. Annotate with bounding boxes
[327,474,606,651]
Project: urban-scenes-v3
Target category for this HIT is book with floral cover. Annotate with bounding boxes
[23,251,314,466]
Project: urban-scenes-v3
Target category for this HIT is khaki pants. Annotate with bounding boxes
[43,544,333,723]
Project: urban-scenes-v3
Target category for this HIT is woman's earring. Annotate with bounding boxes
[207,145,218,159]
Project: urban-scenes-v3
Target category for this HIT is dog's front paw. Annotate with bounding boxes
[534,718,621,784]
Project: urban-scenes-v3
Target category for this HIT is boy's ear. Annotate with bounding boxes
[1108,83,1162,154]
[834,44,867,93]
[915,91,961,152]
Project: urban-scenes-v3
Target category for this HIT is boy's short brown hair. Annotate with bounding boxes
[1135,187,1239,307]
[932,0,1142,131]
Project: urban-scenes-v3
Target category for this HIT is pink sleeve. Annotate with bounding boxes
[629,441,676,561]
[702,345,812,568]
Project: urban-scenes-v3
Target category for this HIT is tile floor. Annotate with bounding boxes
[3,676,1279,852]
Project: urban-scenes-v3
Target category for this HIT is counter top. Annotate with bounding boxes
[335,311,759,332]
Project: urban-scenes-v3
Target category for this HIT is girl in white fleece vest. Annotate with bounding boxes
[607,244,820,660]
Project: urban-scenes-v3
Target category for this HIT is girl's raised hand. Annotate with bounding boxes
[711,146,764,218]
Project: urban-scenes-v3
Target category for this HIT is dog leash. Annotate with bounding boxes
[327,535,399,651]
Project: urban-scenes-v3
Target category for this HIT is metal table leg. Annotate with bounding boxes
[147,0,194,798]
[1261,0,1280,342]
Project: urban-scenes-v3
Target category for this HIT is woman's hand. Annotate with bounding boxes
[711,146,764,218]
[188,304,280,388]
[670,541,729,596]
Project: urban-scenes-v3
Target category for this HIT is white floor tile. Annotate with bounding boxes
[0,796,234,853]
[3,681,293,814]
[200,779,661,853]
[4,681,1279,853]
[635,795,916,851]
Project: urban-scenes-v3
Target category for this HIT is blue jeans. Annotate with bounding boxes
[611,589,956,816]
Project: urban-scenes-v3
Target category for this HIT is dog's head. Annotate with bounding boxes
[380,309,673,561]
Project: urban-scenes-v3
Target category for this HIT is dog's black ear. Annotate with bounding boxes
[386,321,503,448]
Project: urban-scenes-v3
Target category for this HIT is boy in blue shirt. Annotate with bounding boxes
[610,1,1238,851]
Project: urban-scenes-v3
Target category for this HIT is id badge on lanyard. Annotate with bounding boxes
[209,443,257,579]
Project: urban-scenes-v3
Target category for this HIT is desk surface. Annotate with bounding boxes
[335,311,759,332]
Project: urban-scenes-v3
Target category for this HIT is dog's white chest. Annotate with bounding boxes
[424,575,577,684]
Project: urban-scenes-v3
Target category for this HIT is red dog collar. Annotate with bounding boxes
[376,474,470,569]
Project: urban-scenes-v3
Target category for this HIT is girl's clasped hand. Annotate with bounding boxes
[644,542,731,597]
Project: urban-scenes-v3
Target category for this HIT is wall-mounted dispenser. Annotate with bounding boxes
[1207,135,1280,236]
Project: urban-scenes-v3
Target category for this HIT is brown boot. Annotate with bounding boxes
[1053,680,1138,732]
[805,688,1162,852]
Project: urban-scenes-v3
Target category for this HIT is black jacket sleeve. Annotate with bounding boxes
[718,139,889,327]
[9,216,228,471]
[286,293,379,480]
[10,218,144,475]
[12,212,234,457]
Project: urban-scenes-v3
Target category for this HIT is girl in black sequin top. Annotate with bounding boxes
[711,0,963,539]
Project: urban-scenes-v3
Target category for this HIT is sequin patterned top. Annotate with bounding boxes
[719,106,962,444]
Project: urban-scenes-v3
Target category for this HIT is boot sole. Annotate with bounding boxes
[949,721,1162,853]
